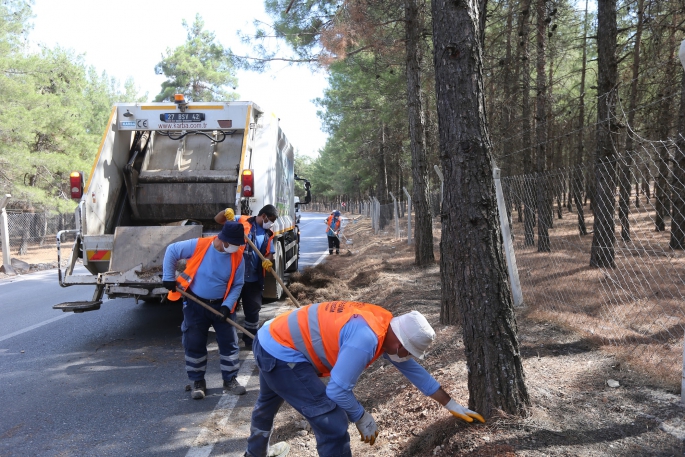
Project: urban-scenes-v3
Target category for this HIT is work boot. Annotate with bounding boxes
[191,380,206,400]
[329,250,333,255]
[242,335,254,351]
[224,377,247,395]
[267,441,290,457]
[335,250,339,255]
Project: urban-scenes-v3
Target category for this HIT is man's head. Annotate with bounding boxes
[383,311,435,360]
[333,210,341,217]
[257,204,278,229]
[215,221,245,253]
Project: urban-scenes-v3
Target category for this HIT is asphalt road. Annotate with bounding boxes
[0,212,332,457]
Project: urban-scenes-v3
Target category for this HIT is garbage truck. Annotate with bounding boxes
[54,96,311,312]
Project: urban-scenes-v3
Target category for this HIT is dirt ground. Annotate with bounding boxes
[278,217,685,456]
[4,219,685,455]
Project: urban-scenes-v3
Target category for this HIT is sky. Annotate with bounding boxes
[28,0,329,158]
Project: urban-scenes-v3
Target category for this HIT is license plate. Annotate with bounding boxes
[160,113,205,122]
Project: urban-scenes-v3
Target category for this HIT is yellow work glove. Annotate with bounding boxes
[355,411,378,445]
[262,259,273,271]
[224,208,235,221]
[444,399,485,423]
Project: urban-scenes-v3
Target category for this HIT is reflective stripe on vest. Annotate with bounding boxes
[269,301,393,377]
[325,215,340,234]
[167,237,244,310]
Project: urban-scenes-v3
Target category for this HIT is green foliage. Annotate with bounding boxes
[154,14,239,102]
[0,1,146,212]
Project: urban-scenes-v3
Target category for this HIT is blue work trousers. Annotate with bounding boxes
[181,293,239,382]
[246,335,351,457]
[239,281,262,344]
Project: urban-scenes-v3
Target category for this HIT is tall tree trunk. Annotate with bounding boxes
[433,0,530,417]
[670,59,685,249]
[590,0,619,268]
[573,0,589,236]
[378,122,391,229]
[520,0,535,246]
[620,0,645,242]
[535,0,550,252]
[406,0,435,265]
[655,15,677,232]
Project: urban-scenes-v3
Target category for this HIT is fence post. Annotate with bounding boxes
[0,194,13,274]
[493,168,524,307]
[402,187,412,244]
[389,192,400,239]
[434,165,444,213]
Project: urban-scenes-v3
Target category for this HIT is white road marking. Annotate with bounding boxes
[312,251,329,267]
[185,355,257,457]
[0,313,73,343]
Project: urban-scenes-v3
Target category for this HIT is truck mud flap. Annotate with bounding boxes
[53,301,102,313]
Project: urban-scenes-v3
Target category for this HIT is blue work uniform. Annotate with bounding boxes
[245,315,440,457]
[239,219,275,345]
[163,239,245,382]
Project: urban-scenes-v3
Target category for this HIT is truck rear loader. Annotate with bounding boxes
[55,97,310,312]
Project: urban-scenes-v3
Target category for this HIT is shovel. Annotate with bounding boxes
[244,235,302,308]
[176,289,255,339]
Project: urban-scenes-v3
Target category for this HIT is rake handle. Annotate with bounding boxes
[176,289,254,339]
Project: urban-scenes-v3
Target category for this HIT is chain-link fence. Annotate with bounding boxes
[501,139,685,382]
[0,211,75,256]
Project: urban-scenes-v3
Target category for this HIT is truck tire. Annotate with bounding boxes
[274,242,285,300]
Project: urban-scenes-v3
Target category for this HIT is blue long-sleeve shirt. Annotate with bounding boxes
[244,222,275,283]
[162,238,245,308]
[258,314,440,422]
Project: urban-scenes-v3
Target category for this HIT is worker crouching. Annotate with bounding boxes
[243,301,484,457]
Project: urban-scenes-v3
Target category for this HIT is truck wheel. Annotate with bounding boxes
[274,242,285,300]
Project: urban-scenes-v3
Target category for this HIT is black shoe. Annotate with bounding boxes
[191,379,206,400]
[335,250,339,255]
[242,336,254,350]
[223,377,247,395]
[329,250,333,254]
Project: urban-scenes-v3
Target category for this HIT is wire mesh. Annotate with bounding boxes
[501,141,685,379]
[0,211,75,256]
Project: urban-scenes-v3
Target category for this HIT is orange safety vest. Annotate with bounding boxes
[269,301,393,377]
[238,215,273,277]
[167,237,245,311]
[325,215,341,234]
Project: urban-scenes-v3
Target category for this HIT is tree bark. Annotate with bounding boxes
[406,0,435,265]
[670,70,685,249]
[535,0,550,252]
[590,0,619,268]
[573,0,589,236]
[519,0,535,246]
[620,0,644,243]
[433,0,530,417]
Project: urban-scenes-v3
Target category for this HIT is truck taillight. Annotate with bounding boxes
[70,171,84,200]
[241,169,254,197]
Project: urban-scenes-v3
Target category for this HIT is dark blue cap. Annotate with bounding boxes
[217,222,245,245]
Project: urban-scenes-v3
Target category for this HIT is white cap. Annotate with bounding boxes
[389,311,435,359]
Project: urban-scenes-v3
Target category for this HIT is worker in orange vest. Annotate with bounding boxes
[244,302,484,457]
[162,222,247,400]
[215,205,277,350]
[325,210,342,255]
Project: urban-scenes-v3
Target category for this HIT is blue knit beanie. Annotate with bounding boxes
[217,222,245,245]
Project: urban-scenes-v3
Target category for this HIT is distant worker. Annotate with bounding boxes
[162,222,247,399]
[215,205,278,350]
[325,210,342,255]
[244,302,484,457]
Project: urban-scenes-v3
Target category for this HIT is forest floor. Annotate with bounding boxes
[278,216,685,456]
[3,218,685,455]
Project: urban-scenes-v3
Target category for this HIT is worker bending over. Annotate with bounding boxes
[244,301,484,457]
[215,205,277,349]
[162,222,247,399]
